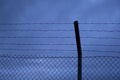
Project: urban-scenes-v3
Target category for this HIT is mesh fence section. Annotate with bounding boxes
[82,56,120,80]
[0,56,77,80]
[1,56,120,80]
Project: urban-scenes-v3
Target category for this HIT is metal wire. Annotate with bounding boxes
[0,36,75,38]
[0,22,120,25]
[83,50,120,53]
[0,36,120,39]
[80,30,120,32]
[0,48,76,51]
[0,43,76,45]
[0,29,74,31]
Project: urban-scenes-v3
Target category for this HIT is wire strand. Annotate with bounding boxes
[0,29,74,32]
[81,37,120,39]
[0,23,73,25]
[0,43,76,45]
[0,48,120,53]
[1,29,120,32]
[0,54,120,59]
[0,36,120,39]
[0,48,76,51]
[83,50,120,53]
[0,36,75,38]
[81,30,120,32]
[0,43,120,46]
[82,44,120,46]
[0,22,120,25]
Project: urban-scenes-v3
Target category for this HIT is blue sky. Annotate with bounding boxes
[0,0,120,56]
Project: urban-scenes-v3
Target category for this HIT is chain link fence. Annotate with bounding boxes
[82,56,120,80]
[0,55,77,80]
[0,55,120,80]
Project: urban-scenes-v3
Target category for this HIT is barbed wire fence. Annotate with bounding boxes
[0,21,120,80]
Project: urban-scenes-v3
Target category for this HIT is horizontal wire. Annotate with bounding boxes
[0,55,78,59]
[0,43,120,46]
[0,23,73,25]
[82,44,120,46]
[0,36,120,39]
[0,29,120,32]
[0,48,120,53]
[0,22,120,25]
[0,48,76,51]
[83,50,120,53]
[82,56,120,58]
[81,30,120,32]
[0,43,76,45]
[81,37,120,39]
[0,54,120,59]
[0,29,74,31]
[0,36,75,38]
[78,23,120,24]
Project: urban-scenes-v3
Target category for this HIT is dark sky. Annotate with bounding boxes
[0,0,120,57]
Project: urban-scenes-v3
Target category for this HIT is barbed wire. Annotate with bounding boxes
[0,48,120,53]
[0,48,76,51]
[0,23,72,25]
[0,54,120,59]
[0,36,120,39]
[0,55,78,58]
[0,29,74,31]
[79,23,120,24]
[82,44,120,46]
[0,43,76,45]
[80,30,120,32]
[0,22,120,25]
[81,37,120,39]
[83,50,120,53]
[0,36,75,38]
[1,43,120,47]
[0,22,120,57]
[1,29,120,32]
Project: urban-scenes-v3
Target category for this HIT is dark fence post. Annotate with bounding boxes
[74,21,82,80]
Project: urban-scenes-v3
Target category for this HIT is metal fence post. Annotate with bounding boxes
[74,21,82,80]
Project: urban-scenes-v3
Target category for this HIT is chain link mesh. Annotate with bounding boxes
[82,56,120,80]
[1,56,120,80]
[0,56,77,80]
